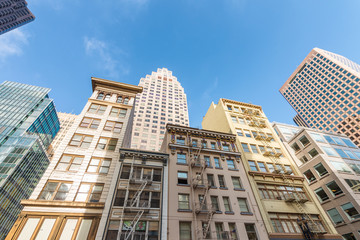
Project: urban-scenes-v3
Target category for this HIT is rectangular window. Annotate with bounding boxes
[75,183,103,202]
[218,175,226,188]
[250,144,259,153]
[315,187,329,202]
[308,148,319,158]
[110,107,127,118]
[248,160,258,171]
[345,179,360,192]
[55,154,84,172]
[179,222,191,240]
[322,146,338,157]
[257,162,267,172]
[214,157,221,168]
[39,181,72,201]
[232,177,242,189]
[231,116,237,123]
[87,158,111,174]
[223,197,232,212]
[227,159,236,169]
[96,137,118,151]
[330,160,352,173]
[304,170,316,183]
[341,202,360,220]
[79,117,101,129]
[176,138,185,145]
[215,222,224,239]
[242,143,250,152]
[207,174,215,187]
[69,134,93,148]
[177,153,187,164]
[178,194,190,210]
[327,208,344,224]
[245,224,258,240]
[314,163,328,177]
[88,103,107,114]
[238,198,250,212]
[204,156,211,167]
[103,121,123,133]
[299,135,310,146]
[211,142,216,149]
[178,171,188,185]
[326,181,343,196]
[211,196,220,211]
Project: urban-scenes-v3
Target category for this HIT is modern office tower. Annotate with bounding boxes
[161,124,269,240]
[293,114,309,128]
[0,81,60,239]
[280,47,360,147]
[0,0,35,35]
[6,77,143,240]
[48,112,77,158]
[273,122,360,240]
[131,68,189,151]
[202,98,342,240]
[105,148,168,240]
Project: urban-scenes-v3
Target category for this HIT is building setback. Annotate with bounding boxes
[0,81,60,239]
[0,0,35,35]
[161,124,269,240]
[280,48,360,147]
[202,98,341,240]
[131,68,189,151]
[273,122,360,240]
[6,77,143,239]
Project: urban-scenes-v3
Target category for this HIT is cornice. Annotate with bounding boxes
[91,77,143,94]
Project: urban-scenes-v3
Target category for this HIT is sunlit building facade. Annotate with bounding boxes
[273,122,360,240]
[202,98,341,240]
[280,48,360,147]
[0,81,60,239]
[131,68,189,151]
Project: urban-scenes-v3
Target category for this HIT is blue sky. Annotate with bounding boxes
[1,0,360,128]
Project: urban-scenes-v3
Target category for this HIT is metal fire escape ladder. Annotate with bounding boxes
[117,156,149,240]
[243,111,321,239]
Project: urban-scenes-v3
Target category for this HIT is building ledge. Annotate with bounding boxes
[248,171,305,181]
[21,200,105,209]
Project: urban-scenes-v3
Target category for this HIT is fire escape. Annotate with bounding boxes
[243,109,326,240]
[117,156,151,240]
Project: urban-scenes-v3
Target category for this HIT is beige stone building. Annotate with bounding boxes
[161,124,268,240]
[273,122,360,240]
[280,47,360,147]
[6,77,143,239]
[202,98,341,240]
[131,68,189,151]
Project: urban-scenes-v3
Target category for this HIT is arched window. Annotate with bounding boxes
[117,96,123,103]
[97,93,104,100]
[104,94,111,101]
[123,97,129,105]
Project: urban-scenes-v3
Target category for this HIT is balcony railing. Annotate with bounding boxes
[194,202,216,214]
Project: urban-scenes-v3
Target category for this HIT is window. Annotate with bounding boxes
[218,175,226,188]
[249,144,259,154]
[227,159,236,169]
[79,117,100,129]
[308,148,319,158]
[342,233,356,240]
[244,130,251,138]
[211,142,216,149]
[291,143,300,152]
[238,198,250,212]
[215,222,224,239]
[211,196,219,211]
[232,177,242,189]
[87,158,111,174]
[55,154,83,172]
[341,202,360,220]
[96,137,118,151]
[322,146,338,157]
[314,163,328,177]
[69,134,93,148]
[300,156,308,163]
[248,161,258,171]
[326,181,343,196]
[245,224,258,240]
[192,139,198,147]
[241,143,250,152]
[97,92,104,99]
[88,104,107,114]
[345,179,360,192]
[214,157,221,168]
[204,156,211,167]
[75,183,103,202]
[342,139,357,148]
[207,174,215,187]
[178,194,190,210]
[222,144,230,151]
[179,222,191,240]
[223,197,232,212]
[310,133,325,142]
[178,172,188,185]
[257,162,267,172]
[236,130,244,137]
[103,121,123,133]
[177,153,186,164]
[39,181,71,201]
[231,116,237,123]
[176,138,185,145]
[315,187,329,202]
[299,135,310,146]
[327,208,344,224]
[266,163,275,172]
[330,160,352,173]
[110,107,127,118]
[116,96,123,103]
[229,223,238,239]
[303,170,316,182]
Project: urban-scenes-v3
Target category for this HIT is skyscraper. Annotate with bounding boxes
[131,68,189,151]
[0,0,35,35]
[0,81,60,238]
[202,98,341,240]
[273,122,360,240]
[280,48,360,147]
[6,77,143,239]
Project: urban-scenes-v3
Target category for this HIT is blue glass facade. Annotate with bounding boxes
[0,81,60,239]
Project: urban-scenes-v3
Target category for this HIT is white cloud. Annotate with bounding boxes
[0,29,29,61]
[84,36,129,78]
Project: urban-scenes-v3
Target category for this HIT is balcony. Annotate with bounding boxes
[190,158,207,168]
[192,178,210,189]
[129,177,152,185]
[194,202,216,214]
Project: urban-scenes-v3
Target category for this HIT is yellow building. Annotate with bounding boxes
[202,98,341,240]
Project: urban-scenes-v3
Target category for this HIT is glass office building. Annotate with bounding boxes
[0,81,60,238]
